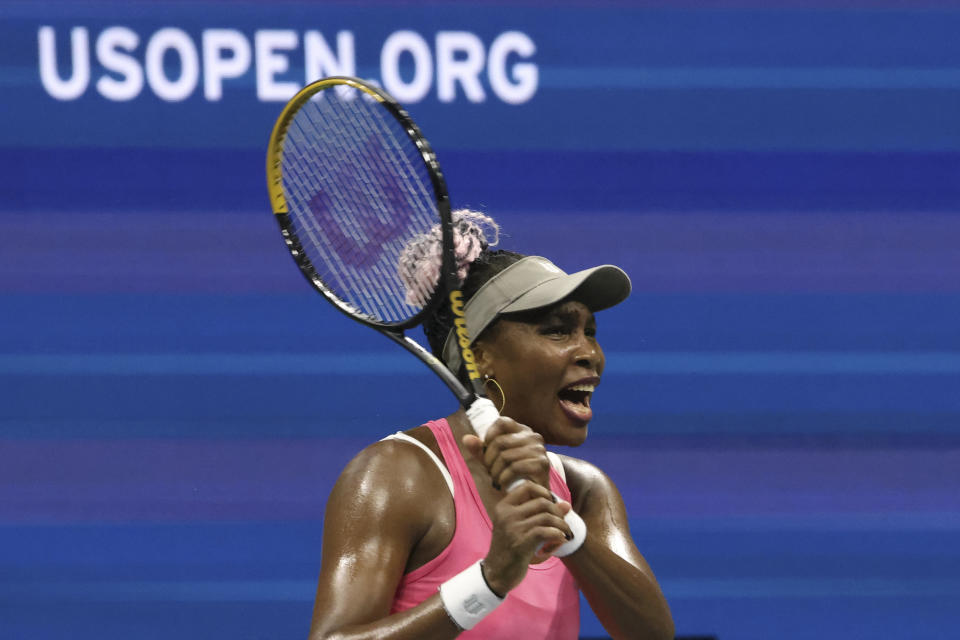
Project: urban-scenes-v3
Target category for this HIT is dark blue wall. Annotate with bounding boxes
[1,2,958,639]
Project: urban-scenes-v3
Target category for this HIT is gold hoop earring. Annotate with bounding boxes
[483,375,506,413]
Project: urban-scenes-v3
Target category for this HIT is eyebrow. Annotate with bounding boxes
[544,308,579,324]
[525,305,596,326]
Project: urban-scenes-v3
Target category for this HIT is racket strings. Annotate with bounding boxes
[280,84,440,324]
[342,99,435,309]
[298,96,429,319]
[290,109,398,317]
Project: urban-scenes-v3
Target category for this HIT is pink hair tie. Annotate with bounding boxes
[398,209,500,307]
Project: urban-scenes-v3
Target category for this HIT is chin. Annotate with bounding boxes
[553,425,589,448]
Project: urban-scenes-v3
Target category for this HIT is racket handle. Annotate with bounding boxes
[466,398,587,557]
[466,397,500,439]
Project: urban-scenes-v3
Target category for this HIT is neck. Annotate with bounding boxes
[446,408,473,438]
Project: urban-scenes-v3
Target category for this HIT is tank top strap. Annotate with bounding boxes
[381,431,455,496]
[424,418,475,492]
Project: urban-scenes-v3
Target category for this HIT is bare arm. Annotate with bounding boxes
[308,440,461,640]
[310,432,572,639]
[561,456,674,640]
[464,418,673,640]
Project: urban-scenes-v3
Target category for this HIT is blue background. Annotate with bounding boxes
[1,1,958,639]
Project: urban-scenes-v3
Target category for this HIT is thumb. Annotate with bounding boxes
[462,434,484,461]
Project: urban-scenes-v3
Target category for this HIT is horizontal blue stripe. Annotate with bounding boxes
[0,353,421,375]
[5,149,960,215]
[3,576,958,603]
[0,579,314,603]
[2,351,959,375]
[631,512,960,533]
[665,577,960,599]
[3,293,959,353]
[544,67,960,89]
[611,351,960,374]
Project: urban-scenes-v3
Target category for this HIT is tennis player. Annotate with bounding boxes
[309,211,673,639]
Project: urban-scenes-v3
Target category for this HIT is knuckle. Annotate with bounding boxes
[523,482,541,499]
[532,481,551,496]
[498,417,520,432]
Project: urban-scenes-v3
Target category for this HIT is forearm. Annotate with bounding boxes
[563,536,674,640]
[311,593,461,640]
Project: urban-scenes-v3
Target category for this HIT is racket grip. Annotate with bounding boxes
[507,480,586,557]
[467,398,587,557]
[466,397,500,440]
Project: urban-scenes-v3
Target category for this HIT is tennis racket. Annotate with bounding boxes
[265,76,584,556]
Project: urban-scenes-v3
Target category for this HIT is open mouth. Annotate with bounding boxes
[557,382,596,423]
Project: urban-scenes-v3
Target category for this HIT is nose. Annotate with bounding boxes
[574,336,602,372]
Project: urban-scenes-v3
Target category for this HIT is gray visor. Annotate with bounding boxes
[442,256,631,373]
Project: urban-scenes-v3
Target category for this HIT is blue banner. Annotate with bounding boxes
[1,3,959,640]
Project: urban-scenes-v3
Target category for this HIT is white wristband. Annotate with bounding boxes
[438,560,504,630]
[552,507,587,557]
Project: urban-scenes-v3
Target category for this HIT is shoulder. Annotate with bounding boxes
[334,428,444,495]
[326,429,450,532]
[554,453,622,514]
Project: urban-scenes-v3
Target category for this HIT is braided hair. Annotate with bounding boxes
[396,209,524,367]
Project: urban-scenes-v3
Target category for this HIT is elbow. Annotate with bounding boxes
[625,622,673,640]
[618,610,674,640]
[612,621,674,640]
[308,622,343,640]
[646,591,675,640]
[651,610,675,640]
[660,619,676,640]
[652,605,675,640]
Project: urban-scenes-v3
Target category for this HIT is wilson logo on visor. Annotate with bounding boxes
[450,290,481,380]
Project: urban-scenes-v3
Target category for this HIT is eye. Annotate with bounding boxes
[585,326,597,338]
[540,324,570,337]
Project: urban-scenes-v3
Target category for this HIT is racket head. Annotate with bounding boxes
[266,76,455,330]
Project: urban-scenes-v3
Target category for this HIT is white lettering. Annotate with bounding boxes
[96,26,142,101]
[145,28,199,102]
[304,31,355,84]
[202,29,252,101]
[488,31,537,105]
[436,31,485,103]
[38,26,90,100]
[255,29,299,101]
[36,26,539,105]
[380,30,432,103]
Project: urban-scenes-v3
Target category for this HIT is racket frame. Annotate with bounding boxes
[265,76,478,408]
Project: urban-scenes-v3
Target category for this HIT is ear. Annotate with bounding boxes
[471,339,497,377]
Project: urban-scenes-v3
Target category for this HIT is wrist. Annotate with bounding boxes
[438,560,505,630]
[479,560,507,598]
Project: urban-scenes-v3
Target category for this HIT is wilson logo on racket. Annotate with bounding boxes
[304,135,418,268]
[449,290,481,380]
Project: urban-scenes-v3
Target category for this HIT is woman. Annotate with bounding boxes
[309,211,673,639]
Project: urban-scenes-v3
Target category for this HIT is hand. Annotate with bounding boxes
[462,417,551,492]
[479,481,573,596]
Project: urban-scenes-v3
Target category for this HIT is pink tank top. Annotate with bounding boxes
[389,418,580,638]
